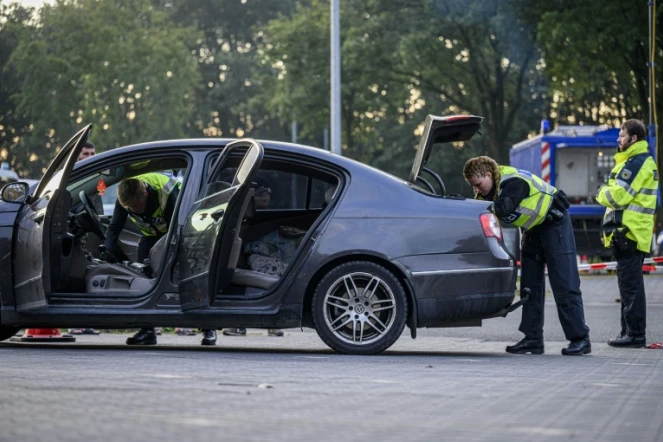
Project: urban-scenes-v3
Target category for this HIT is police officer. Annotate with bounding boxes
[597,119,658,348]
[464,156,591,355]
[104,173,217,347]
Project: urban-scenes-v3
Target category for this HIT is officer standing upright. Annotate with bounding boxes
[463,156,591,356]
[597,119,658,348]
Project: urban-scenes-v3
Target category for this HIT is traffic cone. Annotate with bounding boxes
[10,328,75,343]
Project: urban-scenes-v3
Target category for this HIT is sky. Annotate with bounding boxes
[16,0,52,8]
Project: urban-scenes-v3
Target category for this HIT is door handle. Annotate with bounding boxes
[31,212,45,224]
[210,209,225,221]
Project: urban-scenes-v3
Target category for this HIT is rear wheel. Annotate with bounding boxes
[312,261,407,355]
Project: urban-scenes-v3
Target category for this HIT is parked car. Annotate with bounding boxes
[0,115,519,354]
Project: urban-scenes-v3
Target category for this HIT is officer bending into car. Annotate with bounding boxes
[104,173,217,346]
[597,119,658,348]
[463,156,591,356]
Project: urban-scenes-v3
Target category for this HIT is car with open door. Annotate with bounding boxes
[0,114,519,355]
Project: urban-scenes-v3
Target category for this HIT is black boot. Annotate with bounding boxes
[608,334,645,348]
[201,329,217,346]
[506,337,544,355]
[562,337,591,355]
[126,328,157,346]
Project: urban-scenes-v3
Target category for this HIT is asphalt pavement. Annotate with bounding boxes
[1,274,662,442]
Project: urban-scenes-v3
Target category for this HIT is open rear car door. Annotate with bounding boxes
[13,125,92,311]
[409,115,484,195]
[178,139,263,311]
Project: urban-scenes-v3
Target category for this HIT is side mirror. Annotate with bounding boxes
[1,182,30,203]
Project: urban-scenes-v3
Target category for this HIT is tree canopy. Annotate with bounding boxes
[0,0,659,189]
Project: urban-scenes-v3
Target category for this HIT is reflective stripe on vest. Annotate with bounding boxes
[599,142,658,253]
[498,165,556,231]
[128,174,180,236]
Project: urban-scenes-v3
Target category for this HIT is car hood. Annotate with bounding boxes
[0,201,22,227]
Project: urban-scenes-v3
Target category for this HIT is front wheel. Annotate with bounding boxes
[312,261,407,355]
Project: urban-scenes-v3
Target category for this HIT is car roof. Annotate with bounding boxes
[74,138,412,187]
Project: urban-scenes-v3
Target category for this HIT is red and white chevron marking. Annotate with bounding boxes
[541,142,551,183]
[577,256,663,272]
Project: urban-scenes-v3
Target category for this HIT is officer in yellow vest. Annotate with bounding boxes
[104,173,217,347]
[464,156,591,355]
[597,119,658,348]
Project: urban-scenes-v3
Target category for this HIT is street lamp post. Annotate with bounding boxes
[330,0,342,155]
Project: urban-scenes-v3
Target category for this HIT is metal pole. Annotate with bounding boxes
[291,120,297,144]
[330,0,342,155]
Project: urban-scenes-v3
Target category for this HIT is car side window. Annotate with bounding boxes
[310,179,337,209]
[258,171,307,210]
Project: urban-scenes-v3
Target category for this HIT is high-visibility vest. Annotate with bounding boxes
[479,166,556,231]
[127,173,180,237]
[597,140,658,253]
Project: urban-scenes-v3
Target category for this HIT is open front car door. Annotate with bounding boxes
[178,139,264,311]
[13,125,92,311]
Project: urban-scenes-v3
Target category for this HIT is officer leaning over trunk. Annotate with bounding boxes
[597,118,658,348]
[463,156,591,356]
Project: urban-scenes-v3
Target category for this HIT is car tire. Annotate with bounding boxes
[312,261,407,355]
[0,326,20,342]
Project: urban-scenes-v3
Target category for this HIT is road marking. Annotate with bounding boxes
[513,427,571,436]
[609,363,651,366]
[152,374,190,379]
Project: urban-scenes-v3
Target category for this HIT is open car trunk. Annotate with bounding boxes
[409,114,484,195]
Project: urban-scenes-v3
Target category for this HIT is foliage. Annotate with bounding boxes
[151,0,297,141]
[8,0,202,177]
[0,1,34,177]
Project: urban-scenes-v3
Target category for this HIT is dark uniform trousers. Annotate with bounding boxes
[519,209,590,341]
[613,245,646,337]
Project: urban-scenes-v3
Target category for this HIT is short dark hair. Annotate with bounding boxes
[622,119,646,142]
[83,141,95,149]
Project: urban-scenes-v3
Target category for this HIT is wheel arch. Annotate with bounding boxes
[301,253,417,337]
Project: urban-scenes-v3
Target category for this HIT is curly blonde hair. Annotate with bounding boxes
[462,156,501,199]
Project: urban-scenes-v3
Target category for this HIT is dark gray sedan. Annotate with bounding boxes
[0,115,519,354]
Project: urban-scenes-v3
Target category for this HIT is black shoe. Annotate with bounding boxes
[126,329,157,346]
[562,337,591,356]
[506,337,544,355]
[222,328,247,337]
[608,334,646,348]
[201,330,217,346]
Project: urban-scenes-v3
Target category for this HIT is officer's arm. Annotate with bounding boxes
[597,163,645,209]
[494,179,529,218]
[103,200,128,251]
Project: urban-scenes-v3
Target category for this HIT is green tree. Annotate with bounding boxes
[519,0,662,129]
[10,0,202,177]
[152,0,297,141]
[0,1,34,177]
[254,0,547,192]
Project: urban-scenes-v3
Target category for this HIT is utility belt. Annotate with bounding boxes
[543,190,571,224]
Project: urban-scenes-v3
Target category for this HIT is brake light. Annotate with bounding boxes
[480,213,503,240]
[445,115,470,122]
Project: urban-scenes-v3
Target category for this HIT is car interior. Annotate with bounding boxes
[56,153,339,300]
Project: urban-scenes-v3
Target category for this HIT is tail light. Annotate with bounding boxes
[480,213,503,240]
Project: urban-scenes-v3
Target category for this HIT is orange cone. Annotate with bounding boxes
[10,328,75,343]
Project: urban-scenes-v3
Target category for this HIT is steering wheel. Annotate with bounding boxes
[79,190,106,240]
